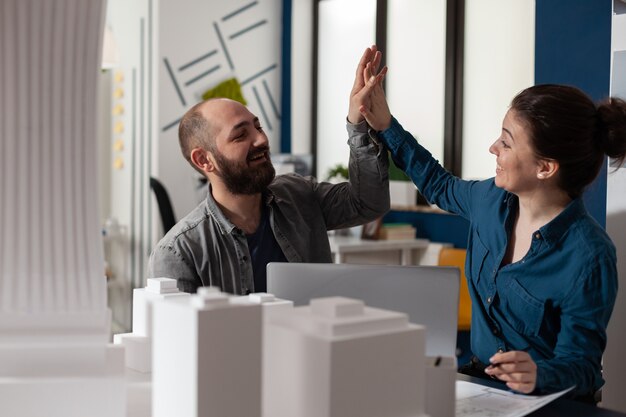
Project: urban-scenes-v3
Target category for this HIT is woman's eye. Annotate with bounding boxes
[501,140,510,149]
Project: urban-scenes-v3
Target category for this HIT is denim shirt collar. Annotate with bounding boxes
[204,183,276,235]
[539,198,586,245]
[504,192,585,246]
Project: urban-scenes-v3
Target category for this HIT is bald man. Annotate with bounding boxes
[148,52,389,295]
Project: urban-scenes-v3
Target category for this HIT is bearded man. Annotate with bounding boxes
[148,51,389,294]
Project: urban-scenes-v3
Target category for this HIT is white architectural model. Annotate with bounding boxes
[264,296,428,417]
[0,1,125,416]
[115,278,189,417]
[152,287,263,417]
[115,277,189,372]
[425,355,457,417]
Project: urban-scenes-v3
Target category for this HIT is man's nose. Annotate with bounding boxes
[253,131,269,147]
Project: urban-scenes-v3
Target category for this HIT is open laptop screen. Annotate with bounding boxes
[267,262,460,358]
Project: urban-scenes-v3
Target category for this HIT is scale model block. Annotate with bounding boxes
[264,296,427,417]
[114,277,189,372]
[152,287,262,417]
[425,355,456,417]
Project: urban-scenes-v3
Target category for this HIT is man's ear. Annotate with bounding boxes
[537,158,559,180]
[190,148,215,173]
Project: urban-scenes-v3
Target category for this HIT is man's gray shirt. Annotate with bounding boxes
[147,121,389,294]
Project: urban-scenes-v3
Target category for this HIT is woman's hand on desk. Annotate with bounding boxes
[484,350,537,394]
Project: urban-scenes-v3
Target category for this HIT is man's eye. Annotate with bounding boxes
[256,125,264,132]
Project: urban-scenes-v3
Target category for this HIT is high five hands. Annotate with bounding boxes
[348,45,392,132]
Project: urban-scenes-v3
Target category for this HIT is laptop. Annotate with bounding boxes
[267,263,460,358]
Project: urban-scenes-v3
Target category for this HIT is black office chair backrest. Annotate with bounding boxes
[150,177,176,235]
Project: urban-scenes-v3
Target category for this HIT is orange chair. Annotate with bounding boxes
[438,248,472,331]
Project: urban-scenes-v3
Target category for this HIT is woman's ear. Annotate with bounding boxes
[537,158,559,180]
[190,148,214,173]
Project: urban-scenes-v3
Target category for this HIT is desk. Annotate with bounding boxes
[328,235,431,265]
[457,374,626,417]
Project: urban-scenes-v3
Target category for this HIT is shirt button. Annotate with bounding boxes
[487,297,492,304]
[497,348,504,353]
[242,256,248,261]
[535,233,541,239]
[492,328,499,335]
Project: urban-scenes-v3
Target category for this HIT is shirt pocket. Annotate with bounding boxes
[504,278,545,337]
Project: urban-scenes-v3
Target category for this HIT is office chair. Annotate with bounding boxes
[150,177,176,236]
[438,247,472,364]
[438,247,471,330]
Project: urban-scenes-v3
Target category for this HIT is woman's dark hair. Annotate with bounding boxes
[511,84,626,198]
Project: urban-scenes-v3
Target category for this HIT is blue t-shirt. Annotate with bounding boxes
[246,205,287,293]
[380,117,617,397]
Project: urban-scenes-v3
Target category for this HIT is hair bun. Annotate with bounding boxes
[596,97,626,164]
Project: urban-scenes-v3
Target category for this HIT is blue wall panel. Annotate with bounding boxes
[384,210,470,249]
[281,0,292,153]
[535,0,612,227]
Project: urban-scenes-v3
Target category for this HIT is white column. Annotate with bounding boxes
[0,1,125,415]
[0,0,107,329]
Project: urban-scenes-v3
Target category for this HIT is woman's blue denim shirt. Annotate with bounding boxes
[380,117,617,397]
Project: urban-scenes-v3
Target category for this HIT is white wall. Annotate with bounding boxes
[102,0,285,327]
[157,0,283,219]
[462,0,534,179]
[605,168,626,412]
[316,0,376,180]
[312,0,534,181]
[386,0,447,164]
[602,8,626,413]
[290,0,313,155]
[105,0,155,330]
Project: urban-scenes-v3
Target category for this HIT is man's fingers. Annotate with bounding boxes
[364,62,374,83]
[352,47,373,90]
[371,50,382,75]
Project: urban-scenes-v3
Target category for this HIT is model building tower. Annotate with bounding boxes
[264,296,428,417]
[0,1,125,416]
[152,287,263,417]
[115,278,190,372]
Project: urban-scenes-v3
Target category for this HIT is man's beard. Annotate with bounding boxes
[212,147,276,195]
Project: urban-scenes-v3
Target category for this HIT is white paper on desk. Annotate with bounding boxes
[456,380,574,417]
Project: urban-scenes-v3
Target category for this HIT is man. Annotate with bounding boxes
[148,48,389,294]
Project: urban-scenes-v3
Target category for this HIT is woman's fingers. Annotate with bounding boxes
[485,350,537,394]
[506,381,536,394]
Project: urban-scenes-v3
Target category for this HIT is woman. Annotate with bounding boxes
[351,46,626,401]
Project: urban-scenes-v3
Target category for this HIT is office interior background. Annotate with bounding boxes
[3,0,624,412]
